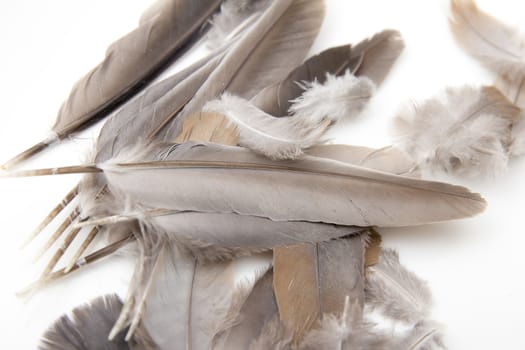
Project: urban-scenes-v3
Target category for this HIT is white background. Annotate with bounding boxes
[1,0,524,348]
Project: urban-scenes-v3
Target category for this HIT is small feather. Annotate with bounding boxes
[392,85,520,177]
[365,249,432,324]
[204,93,330,159]
[288,72,376,124]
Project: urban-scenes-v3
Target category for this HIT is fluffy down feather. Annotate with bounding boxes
[392,85,520,177]
[204,72,374,159]
[204,94,330,159]
[289,71,375,123]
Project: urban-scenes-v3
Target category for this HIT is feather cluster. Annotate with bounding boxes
[3,0,510,349]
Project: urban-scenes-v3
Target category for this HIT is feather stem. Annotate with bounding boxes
[64,227,99,273]
[20,185,78,249]
[33,208,79,262]
[3,164,100,177]
[41,226,81,277]
[74,209,177,228]
[409,328,439,350]
[17,234,133,297]
[1,133,58,170]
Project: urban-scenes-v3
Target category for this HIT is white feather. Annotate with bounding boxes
[289,71,376,123]
[204,94,330,159]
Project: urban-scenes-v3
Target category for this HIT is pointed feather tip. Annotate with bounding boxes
[0,133,58,170]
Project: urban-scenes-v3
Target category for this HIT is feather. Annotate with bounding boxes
[99,141,485,230]
[273,234,367,344]
[39,294,153,350]
[251,29,404,117]
[392,85,520,177]
[2,0,224,169]
[204,72,375,159]
[158,0,325,141]
[272,142,412,344]
[212,268,281,349]
[495,75,525,156]
[449,0,525,77]
[449,0,525,157]
[299,312,444,350]
[288,72,375,123]
[307,144,419,177]
[206,0,272,49]
[365,249,432,324]
[204,94,331,159]
[118,240,238,349]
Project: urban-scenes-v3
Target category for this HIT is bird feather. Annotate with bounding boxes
[39,294,154,350]
[365,249,432,324]
[122,240,238,349]
[392,85,520,177]
[100,141,486,229]
[273,234,367,344]
[450,0,525,77]
[251,30,404,117]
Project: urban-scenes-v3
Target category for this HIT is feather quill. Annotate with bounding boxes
[392,85,520,177]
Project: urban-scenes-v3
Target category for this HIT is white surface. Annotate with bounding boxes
[0,0,524,348]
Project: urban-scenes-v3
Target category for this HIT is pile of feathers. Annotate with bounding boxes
[2,0,524,349]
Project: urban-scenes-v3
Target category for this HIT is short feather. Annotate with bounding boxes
[392,85,520,177]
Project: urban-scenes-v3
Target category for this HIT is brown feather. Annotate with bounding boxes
[251,30,404,117]
[273,234,367,345]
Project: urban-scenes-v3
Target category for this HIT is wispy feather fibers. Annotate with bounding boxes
[392,85,520,177]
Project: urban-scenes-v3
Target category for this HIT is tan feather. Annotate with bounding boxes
[450,0,525,77]
[273,234,367,345]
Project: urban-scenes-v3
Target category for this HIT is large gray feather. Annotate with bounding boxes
[101,141,486,230]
